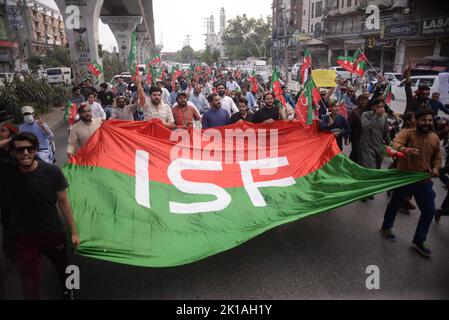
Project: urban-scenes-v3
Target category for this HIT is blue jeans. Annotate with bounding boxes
[382,182,436,244]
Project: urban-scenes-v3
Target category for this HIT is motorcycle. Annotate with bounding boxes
[388,116,403,141]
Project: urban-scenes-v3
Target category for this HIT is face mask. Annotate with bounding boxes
[24,115,35,124]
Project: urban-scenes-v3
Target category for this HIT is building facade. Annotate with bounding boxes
[274,0,449,73]
[0,0,68,73]
[28,2,68,56]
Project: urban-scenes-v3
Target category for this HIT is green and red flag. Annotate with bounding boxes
[249,70,258,93]
[64,120,428,267]
[337,56,355,73]
[127,31,137,73]
[337,49,369,76]
[87,61,103,77]
[149,54,161,65]
[383,84,395,106]
[295,78,321,126]
[171,66,183,89]
[352,49,368,77]
[382,145,405,159]
[270,68,286,109]
[300,48,312,85]
[64,100,78,126]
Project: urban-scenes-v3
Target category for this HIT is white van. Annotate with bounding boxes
[330,66,352,80]
[392,74,449,105]
[46,67,71,85]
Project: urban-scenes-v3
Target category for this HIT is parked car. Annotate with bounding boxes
[46,67,72,86]
[291,63,301,80]
[110,74,132,85]
[329,66,352,80]
[384,72,403,84]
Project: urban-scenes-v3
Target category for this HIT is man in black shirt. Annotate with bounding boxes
[0,133,79,300]
[253,92,285,124]
[97,83,115,108]
[230,98,254,124]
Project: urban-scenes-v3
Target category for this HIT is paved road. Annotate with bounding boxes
[1,120,449,300]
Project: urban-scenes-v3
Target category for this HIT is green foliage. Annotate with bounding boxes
[180,46,194,62]
[0,74,69,123]
[102,54,126,82]
[201,47,221,65]
[27,46,71,75]
[222,15,272,60]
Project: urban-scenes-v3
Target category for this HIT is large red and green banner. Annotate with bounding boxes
[64,121,428,267]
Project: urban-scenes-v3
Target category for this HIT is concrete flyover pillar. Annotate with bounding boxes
[142,38,152,62]
[101,16,143,66]
[54,0,104,84]
[136,32,148,64]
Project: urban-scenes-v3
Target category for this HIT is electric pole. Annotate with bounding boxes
[184,35,191,47]
[284,7,289,83]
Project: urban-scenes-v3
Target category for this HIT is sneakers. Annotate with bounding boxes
[412,241,432,258]
[380,229,397,242]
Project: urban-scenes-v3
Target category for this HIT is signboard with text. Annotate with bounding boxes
[5,5,23,29]
[422,17,449,36]
[386,22,419,37]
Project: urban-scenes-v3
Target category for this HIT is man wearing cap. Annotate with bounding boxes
[19,106,54,164]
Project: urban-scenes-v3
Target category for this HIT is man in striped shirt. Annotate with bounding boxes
[137,77,175,129]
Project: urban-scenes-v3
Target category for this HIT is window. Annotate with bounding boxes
[316,1,323,17]
[315,23,322,36]
[47,69,62,76]
[341,0,344,8]
[419,79,435,88]
[0,17,7,40]
[312,3,314,18]
[311,24,314,33]
[347,0,352,7]
[355,0,358,5]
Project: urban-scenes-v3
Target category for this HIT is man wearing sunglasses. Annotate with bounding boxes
[0,133,80,300]
[18,106,55,164]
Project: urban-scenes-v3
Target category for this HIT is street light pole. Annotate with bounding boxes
[284,8,289,82]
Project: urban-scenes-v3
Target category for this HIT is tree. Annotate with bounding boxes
[42,46,71,68]
[201,47,221,66]
[222,15,272,60]
[180,45,194,62]
[102,54,126,82]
